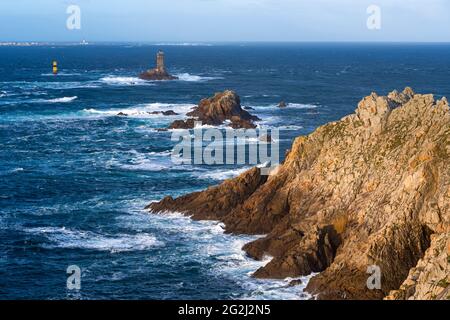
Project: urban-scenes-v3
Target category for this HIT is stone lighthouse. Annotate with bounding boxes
[139,50,178,81]
[156,50,165,72]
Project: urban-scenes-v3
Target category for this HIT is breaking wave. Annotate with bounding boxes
[99,76,151,86]
[25,226,163,252]
[142,210,313,300]
[197,167,250,181]
[83,102,194,118]
[175,73,222,82]
[44,96,78,103]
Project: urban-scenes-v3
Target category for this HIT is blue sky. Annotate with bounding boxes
[1,0,449,42]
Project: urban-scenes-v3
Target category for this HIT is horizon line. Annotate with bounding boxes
[2,40,450,45]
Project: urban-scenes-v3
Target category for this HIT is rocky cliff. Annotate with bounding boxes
[168,90,260,129]
[148,88,449,300]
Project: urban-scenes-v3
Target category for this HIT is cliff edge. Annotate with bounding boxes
[148,88,449,300]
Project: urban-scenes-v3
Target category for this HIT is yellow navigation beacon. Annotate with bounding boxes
[52,61,58,75]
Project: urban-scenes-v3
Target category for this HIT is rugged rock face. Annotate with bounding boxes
[168,90,260,129]
[139,68,178,81]
[384,232,449,300]
[148,88,449,300]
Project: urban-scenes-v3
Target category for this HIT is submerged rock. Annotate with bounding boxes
[168,90,260,129]
[149,87,450,300]
[149,110,179,116]
[116,112,128,117]
[278,101,288,108]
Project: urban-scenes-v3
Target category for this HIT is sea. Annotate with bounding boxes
[0,43,449,299]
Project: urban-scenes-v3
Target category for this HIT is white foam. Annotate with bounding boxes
[198,167,249,181]
[41,72,82,77]
[99,76,151,86]
[26,227,163,252]
[83,103,195,119]
[142,211,313,300]
[258,123,303,131]
[107,149,181,172]
[250,103,319,111]
[175,73,221,82]
[45,96,78,103]
[148,150,173,157]
[287,103,319,109]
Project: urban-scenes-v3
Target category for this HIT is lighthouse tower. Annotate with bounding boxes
[156,50,165,72]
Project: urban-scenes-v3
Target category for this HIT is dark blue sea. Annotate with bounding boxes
[1,43,449,299]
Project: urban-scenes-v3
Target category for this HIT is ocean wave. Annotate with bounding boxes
[243,94,280,98]
[258,123,304,131]
[45,96,78,103]
[41,72,82,77]
[249,103,319,111]
[143,211,312,300]
[287,103,319,109]
[83,103,194,118]
[99,76,152,86]
[107,149,178,172]
[25,227,163,252]
[197,167,250,181]
[175,73,222,82]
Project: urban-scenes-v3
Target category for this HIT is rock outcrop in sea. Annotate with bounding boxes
[148,88,449,300]
[168,90,260,129]
[139,50,178,81]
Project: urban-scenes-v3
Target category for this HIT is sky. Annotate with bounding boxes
[0,0,449,42]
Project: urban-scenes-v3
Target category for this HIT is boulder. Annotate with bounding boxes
[149,110,179,116]
[168,90,260,129]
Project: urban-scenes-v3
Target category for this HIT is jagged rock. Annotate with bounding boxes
[168,118,197,130]
[168,90,260,129]
[149,88,450,300]
[278,101,288,108]
[288,279,303,287]
[162,110,178,116]
[139,68,178,81]
[384,233,449,300]
[117,112,128,117]
[149,110,179,116]
[147,167,268,220]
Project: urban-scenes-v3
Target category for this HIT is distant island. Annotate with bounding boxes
[139,50,178,81]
